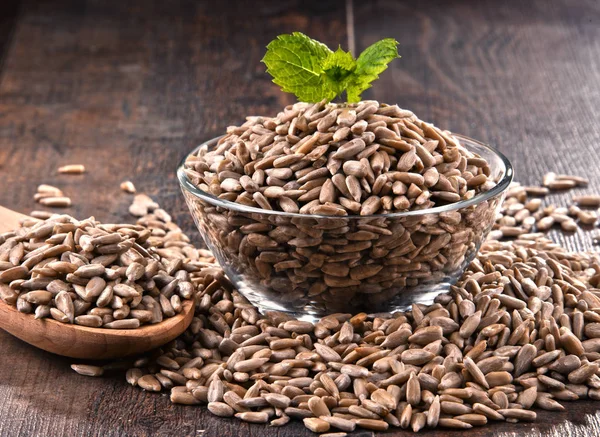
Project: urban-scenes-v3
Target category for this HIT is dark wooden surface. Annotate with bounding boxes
[1,0,600,435]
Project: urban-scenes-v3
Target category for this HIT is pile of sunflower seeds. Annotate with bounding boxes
[97,230,600,434]
[65,188,600,434]
[184,100,496,215]
[181,101,503,315]
[0,204,203,328]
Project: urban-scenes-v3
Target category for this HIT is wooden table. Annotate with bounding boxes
[1,0,600,435]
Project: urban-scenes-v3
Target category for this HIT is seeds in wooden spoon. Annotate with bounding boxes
[0,196,198,329]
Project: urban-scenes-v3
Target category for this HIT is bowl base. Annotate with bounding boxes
[236,279,454,323]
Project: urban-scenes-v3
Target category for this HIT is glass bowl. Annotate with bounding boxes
[178,135,513,320]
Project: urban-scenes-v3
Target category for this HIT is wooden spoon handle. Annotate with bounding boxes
[0,205,27,233]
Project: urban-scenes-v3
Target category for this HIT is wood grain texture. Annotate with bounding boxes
[0,0,345,245]
[357,0,600,255]
[0,0,600,435]
[0,0,19,70]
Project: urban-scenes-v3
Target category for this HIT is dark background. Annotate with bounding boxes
[0,0,600,436]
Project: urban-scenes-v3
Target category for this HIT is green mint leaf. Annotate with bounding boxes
[346,38,400,103]
[262,33,400,103]
[322,47,357,95]
[261,32,336,103]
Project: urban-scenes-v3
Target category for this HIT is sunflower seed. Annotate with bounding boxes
[498,408,536,421]
[573,195,600,206]
[71,364,104,377]
[438,418,473,429]
[120,181,137,193]
[39,197,72,207]
[235,412,269,423]
[208,402,235,417]
[320,416,356,432]
[138,374,161,392]
[58,164,86,174]
[303,417,330,433]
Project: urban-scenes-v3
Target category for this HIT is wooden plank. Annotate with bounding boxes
[0,0,20,72]
[0,0,345,436]
[353,0,600,435]
[0,0,346,243]
[353,0,600,254]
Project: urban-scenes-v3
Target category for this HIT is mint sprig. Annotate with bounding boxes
[262,32,399,103]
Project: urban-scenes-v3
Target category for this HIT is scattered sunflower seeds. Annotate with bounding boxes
[493,180,600,239]
[14,106,600,434]
[33,184,71,208]
[65,185,600,435]
[58,164,86,174]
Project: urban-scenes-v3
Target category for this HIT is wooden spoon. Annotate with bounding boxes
[0,205,195,359]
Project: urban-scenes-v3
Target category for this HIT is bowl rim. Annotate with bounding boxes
[177,134,514,219]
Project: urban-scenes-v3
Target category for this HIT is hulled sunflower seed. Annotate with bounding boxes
[58,164,86,174]
[71,364,104,377]
[120,181,137,193]
[303,417,330,433]
[208,402,235,417]
[235,412,269,423]
[39,197,72,207]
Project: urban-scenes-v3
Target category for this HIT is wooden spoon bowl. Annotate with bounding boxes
[0,299,194,359]
[0,205,195,359]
